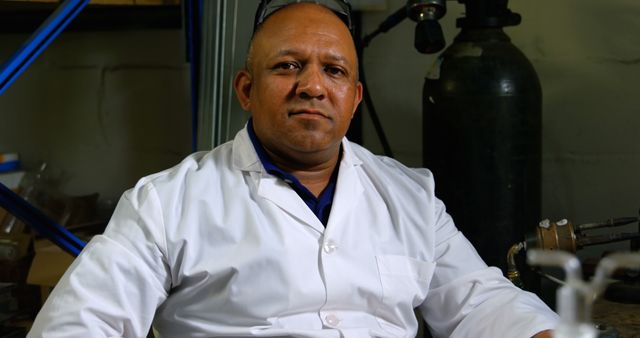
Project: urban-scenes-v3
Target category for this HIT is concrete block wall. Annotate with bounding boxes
[0,30,191,203]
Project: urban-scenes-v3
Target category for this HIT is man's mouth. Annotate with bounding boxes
[289,109,329,119]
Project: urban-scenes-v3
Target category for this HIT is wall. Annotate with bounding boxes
[0,29,191,204]
[513,0,640,254]
[360,0,640,255]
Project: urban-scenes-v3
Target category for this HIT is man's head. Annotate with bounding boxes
[233,1,363,168]
[252,0,354,37]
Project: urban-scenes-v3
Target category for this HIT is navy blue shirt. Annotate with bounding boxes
[247,120,339,226]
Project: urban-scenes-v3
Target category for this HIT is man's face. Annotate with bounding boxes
[234,3,363,165]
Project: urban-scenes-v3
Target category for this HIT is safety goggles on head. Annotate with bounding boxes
[253,0,354,35]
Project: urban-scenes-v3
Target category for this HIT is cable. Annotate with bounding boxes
[362,6,407,48]
[357,4,410,158]
[357,43,394,158]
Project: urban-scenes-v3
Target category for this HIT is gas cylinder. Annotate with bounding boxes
[423,5,541,284]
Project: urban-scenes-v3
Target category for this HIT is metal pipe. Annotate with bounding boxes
[576,217,639,231]
[0,0,90,95]
[577,232,640,247]
[592,253,640,297]
[527,249,582,283]
[528,250,640,338]
[527,249,593,327]
[506,242,524,287]
[0,182,86,256]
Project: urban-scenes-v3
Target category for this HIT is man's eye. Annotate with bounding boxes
[275,62,298,70]
[325,66,345,76]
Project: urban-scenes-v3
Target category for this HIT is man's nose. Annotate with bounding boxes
[295,67,326,100]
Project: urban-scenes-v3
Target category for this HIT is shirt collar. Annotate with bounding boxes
[247,118,303,185]
[246,119,340,223]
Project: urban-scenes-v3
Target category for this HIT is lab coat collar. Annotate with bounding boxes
[231,124,364,233]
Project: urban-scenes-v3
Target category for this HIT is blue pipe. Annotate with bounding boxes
[0,0,91,256]
[0,182,86,256]
[0,0,90,95]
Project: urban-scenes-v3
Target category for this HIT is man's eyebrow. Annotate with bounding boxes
[274,49,300,57]
[325,53,350,65]
[273,49,351,65]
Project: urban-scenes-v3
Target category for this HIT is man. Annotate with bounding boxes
[28,1,557,337]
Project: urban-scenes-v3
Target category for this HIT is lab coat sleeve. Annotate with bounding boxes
[418,196,558,338]
[28,183,171,338]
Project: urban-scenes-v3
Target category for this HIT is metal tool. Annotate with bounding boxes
[527,250,640,338]
[526,216,640,253]
[506,212,640,286]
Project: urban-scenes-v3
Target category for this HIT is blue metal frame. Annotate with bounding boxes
[0,0,90,95]
[0,183,86,257]
[0,0,90,256]
[0,0,203,256]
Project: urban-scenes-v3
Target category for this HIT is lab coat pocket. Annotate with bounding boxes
[375,255,435,308]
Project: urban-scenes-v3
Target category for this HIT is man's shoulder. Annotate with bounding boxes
[127,141,236,199]
[346,141,435,187]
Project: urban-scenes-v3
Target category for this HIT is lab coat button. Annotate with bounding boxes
[325,314,340,326]
[323,241,337,254]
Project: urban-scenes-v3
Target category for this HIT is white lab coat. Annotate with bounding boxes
[28,127,558,338]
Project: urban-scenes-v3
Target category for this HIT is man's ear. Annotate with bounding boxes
[351,81,364,118]
[233,70,252,111]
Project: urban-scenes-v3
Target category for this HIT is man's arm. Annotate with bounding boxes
[418,194,558,337]
[28,186,170,338]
